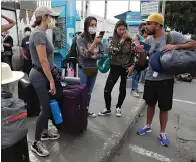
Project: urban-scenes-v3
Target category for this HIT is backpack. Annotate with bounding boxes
[1,91,28,149]
[66,36,78,59]
[61,35,82,69]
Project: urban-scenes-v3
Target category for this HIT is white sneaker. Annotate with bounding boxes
[31,141,49,157]
[88,111,97,118]
[137,89,143,93]
[41,131,60,141]
[98,109,111,116]
[131,91,140,98]
[116,108,122,117]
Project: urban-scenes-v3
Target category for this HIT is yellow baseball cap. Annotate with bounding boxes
[143,13,164,25]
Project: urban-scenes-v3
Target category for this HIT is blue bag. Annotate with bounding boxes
[150,51,165,73]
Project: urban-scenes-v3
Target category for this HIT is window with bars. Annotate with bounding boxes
[36,0,51,7]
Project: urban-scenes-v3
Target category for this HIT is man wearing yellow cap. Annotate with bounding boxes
[136,13,194,147]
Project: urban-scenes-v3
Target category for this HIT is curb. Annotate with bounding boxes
[100,98,146,162]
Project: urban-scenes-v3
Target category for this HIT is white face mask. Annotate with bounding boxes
[25,31,31,37]
[88,27,97,34]
[47,17,56,29]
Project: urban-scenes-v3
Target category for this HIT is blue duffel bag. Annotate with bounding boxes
[160,50,196,74]
[150,51,165,73]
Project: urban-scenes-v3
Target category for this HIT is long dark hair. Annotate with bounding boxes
[113,20,128,42]
[83,16,97,40]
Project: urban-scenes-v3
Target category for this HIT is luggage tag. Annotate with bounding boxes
[153,72,158,77]
[61,82,68,87]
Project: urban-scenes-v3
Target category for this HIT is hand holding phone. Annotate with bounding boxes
[98,31,105,38]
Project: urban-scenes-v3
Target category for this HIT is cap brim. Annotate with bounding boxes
[1,71,24,84]
[142,19,151,22]
[50,12,59,17]
[142,19,163,25]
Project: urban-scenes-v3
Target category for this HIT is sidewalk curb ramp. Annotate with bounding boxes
[100,99,146,162]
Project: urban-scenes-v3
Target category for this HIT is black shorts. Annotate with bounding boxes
[143,79,174,111]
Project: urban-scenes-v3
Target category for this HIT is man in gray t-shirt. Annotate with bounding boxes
[136,13,194,147]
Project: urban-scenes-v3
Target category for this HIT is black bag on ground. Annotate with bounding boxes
[176,73,193,82]
[1,136,30,162]
[18,78,40,116]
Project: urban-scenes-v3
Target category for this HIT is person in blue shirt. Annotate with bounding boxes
[131,23,148,97]
[21,27,32,75]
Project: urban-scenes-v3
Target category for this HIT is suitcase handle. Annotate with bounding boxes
[67,57,79,77]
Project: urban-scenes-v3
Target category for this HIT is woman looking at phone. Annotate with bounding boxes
[76,16,104,118]
[98,20,138,117]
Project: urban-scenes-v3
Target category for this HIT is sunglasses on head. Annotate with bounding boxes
[45,14,56,19]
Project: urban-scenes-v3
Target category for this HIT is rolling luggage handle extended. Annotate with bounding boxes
[62,57,81,84]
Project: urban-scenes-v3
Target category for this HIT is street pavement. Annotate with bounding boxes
[26,72,145,162]
[110,80,196,162]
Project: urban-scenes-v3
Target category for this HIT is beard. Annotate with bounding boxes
[146,29,155,36]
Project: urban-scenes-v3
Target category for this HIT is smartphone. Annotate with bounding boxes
[139,41,151,52]
[98,31,105,38]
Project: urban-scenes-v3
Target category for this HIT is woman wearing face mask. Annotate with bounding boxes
[76,16,104,118]
[21,27,32,75]
[98,20,138,117]
[29,6,60,157]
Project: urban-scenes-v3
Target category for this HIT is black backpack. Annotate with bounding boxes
[61,34,84,69]
[18,78,40,117]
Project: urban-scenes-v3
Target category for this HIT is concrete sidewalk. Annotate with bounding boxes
[27,73,146,162]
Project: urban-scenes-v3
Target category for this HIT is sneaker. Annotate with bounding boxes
[41,131,60,141]
[98,108,111,116]
[137,125,152,135]
[159,133,170,147]
[116,108,122,117]
[88,111,97,118]
[131,91,140,98]
[137,89,143,93]
[31,141,49,157]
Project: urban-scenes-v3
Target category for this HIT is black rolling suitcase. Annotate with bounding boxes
[18,78,40,116]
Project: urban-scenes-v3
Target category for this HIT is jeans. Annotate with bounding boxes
[78,67,97,106]
[140,69,147,83]
[104,65,127,110]
[132,69,141,91]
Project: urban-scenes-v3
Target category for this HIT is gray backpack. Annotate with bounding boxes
[1,92,28,149]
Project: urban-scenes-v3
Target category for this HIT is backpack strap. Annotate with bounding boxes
[165,32,172,45]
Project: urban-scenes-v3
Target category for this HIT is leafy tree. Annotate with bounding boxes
[160,1,196,35]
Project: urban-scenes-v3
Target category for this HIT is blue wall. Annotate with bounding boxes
[52,0,76,70]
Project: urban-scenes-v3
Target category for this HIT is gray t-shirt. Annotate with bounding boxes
[29,27,54,70]
[145,31,187,81]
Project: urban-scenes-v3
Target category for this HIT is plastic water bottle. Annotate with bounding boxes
[50,100,63,124]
